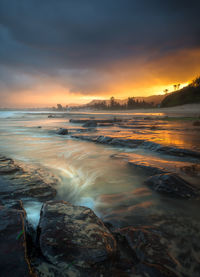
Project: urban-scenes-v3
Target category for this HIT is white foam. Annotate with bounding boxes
[24,201,43,229]
[77,197,95,210]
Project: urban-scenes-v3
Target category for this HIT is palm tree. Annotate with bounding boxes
[163,89,168,94]
[173,84,177,91]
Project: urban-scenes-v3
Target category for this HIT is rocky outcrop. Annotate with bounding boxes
[0,201,35,277]
[56,128,68,135]
[98,123,114,127]
[144,173,199,199]
[70,118,122,124]
[0,156,21,175]
[193,121,200,126]
[114,226,179,277]
[82,120,97,127]
[37,200,117,272]
[0,156,56,202]
[71,134,200,160]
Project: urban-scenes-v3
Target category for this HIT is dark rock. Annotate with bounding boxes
[144,173,198,199]
[150,125,157,130]
[193,121,200,126]
[157,145,200,159]
[0,158,21,175]
[0,157,56,202]
[114,227,179,277]
[69,118,91,123]
[98,123,114,127]
[56,128,68,135]
[80,128,97,133]
[38,200,117,270]
[180,164,200,177]
[71,134,200,160]
[70,118,123,124]
[128,160,166,175]
[82,120,97,127]
[71,135,145,149]
[133,262,179,277]
[0,203,35,276]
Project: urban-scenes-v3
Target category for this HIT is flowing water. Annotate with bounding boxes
[0,110,200,228]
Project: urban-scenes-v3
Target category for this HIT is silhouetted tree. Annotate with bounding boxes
[127,97,135,109]
[110,96,116,109]
[191,76,200,87]
[57,104,63,111]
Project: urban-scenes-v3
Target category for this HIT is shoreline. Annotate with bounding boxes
[1,103,200,117]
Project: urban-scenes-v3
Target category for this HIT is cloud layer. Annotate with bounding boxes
[0,0,200,106]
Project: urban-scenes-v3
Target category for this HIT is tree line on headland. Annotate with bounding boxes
[161,76,200,107]
[87,96,155,110]
[53,76,200,111]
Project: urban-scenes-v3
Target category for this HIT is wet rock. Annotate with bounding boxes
[118,124,146,129]
[133,262,179,277]
[0,157,56,202]
[0,157,21,175]
[115,227,179,277]
[113,227,179,277]
[0,177,56,202]
[38,200,117,270]
[150,125,157,130]
[70,118,122,124]
[144,173,198,199]
[114,227,176,268]
[32,259,81,277]
[82,120,97,127]
[181,164,200,177]
[80,128,97,133]
[71,134,200,160]
[98,123,114,127]
[128,160,166,175]
[71,135,145,148]
[0,203,35,277]
[156,145,200,159]
[193,121,200,126]
[56,128,68,135]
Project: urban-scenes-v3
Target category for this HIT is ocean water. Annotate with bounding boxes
[0,110,200,227]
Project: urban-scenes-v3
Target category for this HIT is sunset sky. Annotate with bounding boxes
[0,0,200,107]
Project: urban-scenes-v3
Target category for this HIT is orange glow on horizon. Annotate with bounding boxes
[1,47,199,108]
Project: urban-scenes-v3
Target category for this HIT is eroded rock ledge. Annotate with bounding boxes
[0,156,56,202]
[71,134,200,160]
[0,155,199,276]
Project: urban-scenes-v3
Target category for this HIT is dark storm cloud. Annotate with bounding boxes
[0,0,200,94]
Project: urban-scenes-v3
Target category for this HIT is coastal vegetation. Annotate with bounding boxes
[161,77,200,107]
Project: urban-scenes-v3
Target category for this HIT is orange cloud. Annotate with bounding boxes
[2,47,200,107]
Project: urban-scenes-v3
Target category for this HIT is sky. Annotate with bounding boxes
[0,0,200,107]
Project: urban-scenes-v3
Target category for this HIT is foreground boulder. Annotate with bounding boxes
[0,201,35,277]
[114,226,179,277]
[144,173,198,199]
[38,200,117,270]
